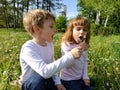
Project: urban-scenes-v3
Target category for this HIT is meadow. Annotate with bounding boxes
[0,29,120,90]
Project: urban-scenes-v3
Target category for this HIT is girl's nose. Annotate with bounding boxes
[80,29,84,33]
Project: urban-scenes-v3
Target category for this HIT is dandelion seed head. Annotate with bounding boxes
[115,67,119,71]
[107,73,110,76]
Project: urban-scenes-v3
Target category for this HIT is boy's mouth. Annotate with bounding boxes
[52,34,54,39]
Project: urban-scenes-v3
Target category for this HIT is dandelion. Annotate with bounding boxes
[109,88,112,90]
[115,77,117,81]
[115,67,119,71]
[115,61,118,65]
[10,54,12,57]
[106,82,109,86]
[107,73,111,76]
[3,71,7,75]
[14,45,18,48]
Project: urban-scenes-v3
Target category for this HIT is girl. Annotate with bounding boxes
[60,16,92,90]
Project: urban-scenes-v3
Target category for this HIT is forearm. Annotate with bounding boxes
[22,51,74,79]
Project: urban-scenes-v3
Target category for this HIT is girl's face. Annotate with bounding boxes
[73,25,88,43]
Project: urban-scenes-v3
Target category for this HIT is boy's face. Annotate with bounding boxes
[38,19,56,42]
[73,25,87,43]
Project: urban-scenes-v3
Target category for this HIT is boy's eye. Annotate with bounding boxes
[50,26,53,28]
[50,24,55,28]
[50,25,54,28]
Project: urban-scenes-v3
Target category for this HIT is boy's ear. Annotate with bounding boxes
[33,25,40,33]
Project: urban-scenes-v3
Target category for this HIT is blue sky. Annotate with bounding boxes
[55,0,78,19]
[62,0,78,19]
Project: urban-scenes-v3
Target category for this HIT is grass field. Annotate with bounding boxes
[0,29,120,90]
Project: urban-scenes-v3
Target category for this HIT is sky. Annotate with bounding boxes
[62,0,78,19]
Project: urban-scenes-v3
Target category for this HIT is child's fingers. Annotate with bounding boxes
[84,79,90,86]
[78,42,87,51]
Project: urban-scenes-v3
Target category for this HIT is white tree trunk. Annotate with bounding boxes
[104,15,109,27]
[95,10,101,24]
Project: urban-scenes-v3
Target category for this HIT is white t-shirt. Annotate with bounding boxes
[20,40,74,85]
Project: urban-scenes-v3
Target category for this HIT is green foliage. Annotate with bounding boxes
[53,33,64,59]
[91,24,119,35]
[0,29,120,89]
[77,0,120,33]
[88,35,120,90]
[0,0,63,29]
[55,15,67,32]
[0,29,31,90]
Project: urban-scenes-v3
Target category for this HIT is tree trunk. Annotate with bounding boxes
[104,15,109,27]
[13,0,16,29]
[4,1,9,29]
[95,10,100,24]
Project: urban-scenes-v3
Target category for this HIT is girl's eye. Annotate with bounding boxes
[75,27,88,32]
[83,28,87,32]
[76,27,81,31]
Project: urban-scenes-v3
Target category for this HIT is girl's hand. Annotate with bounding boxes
[83,79,90,86]
[56,84,66,90]
[78,41,88,51]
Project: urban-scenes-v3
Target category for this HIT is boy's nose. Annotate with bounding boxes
[53,28,56,33]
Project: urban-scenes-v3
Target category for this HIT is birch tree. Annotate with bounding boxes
[78,0,115,26]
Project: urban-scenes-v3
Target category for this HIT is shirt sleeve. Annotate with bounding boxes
[52,73,61,85]
[21,45,75,79]
[61,42,71,55]
[52,58,61,85]
[82,51,89,80]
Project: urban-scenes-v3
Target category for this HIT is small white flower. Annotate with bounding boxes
[115,67,119,71]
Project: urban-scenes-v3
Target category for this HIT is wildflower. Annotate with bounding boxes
[115,67,119,71]
[107,73,110,76]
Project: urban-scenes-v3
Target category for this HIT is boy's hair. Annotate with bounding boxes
[23,9,55,35]
[62,16,91,45]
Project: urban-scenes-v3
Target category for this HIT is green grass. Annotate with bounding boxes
[0,29,120,90]
[88,35,120,90]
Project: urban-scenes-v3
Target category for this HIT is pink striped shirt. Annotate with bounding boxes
[60,42,89,80]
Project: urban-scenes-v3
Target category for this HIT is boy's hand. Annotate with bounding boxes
[83,79,90,86]
[70,47,82,59]
[71,41,88,59]
[56,84,66,90]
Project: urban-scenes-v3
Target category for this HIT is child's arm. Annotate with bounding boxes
[21,44,81,79]
[52,73,66,90]
[52,73,61,85]
[82,51,90,86]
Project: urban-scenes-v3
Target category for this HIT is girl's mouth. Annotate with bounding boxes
[77,35,86,43]
[79,36,83,40]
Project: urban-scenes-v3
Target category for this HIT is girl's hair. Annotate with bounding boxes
[23,9,55,36]
[62,16,91,45]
